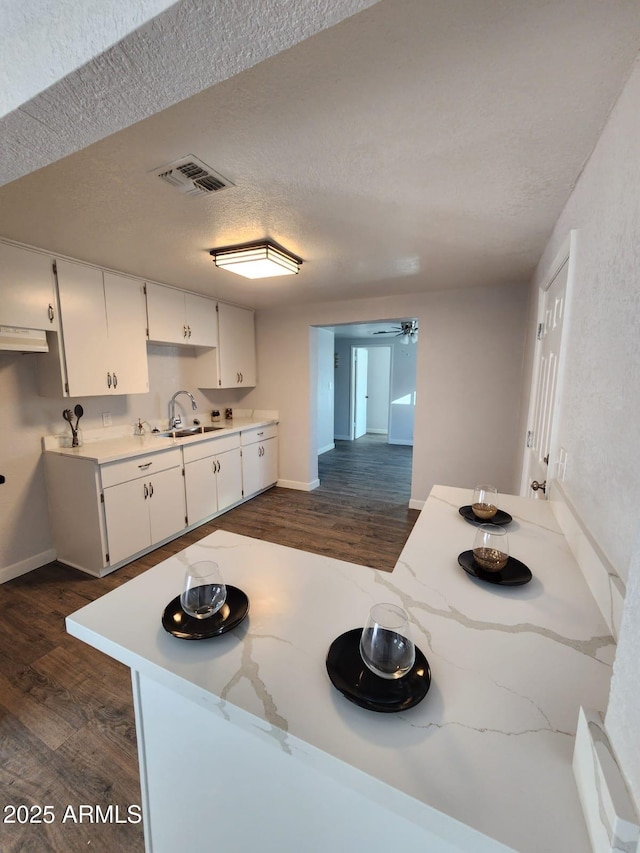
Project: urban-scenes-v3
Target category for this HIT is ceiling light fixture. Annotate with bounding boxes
[209,241,302,279]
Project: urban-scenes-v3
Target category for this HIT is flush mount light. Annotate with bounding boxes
[209,241,302,279]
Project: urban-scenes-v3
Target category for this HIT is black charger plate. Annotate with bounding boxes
[457,551,532,586]
[326,628,431,713]
[459,505,513,526]
[162,585,249,639]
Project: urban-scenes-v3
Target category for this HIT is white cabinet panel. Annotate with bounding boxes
[0,241,58,331]
[185,445,242,525]
[41,259,149,397]
[56,259,110,396]
[104,457,186,566]
[104,272,149,394]
[241,431,278,497]
[104,477,152,565]
[215,448,243,511]
[146,282,217,347]
[217,302,256,387]
[148,466,187,545]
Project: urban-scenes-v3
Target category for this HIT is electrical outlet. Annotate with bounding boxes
[102,412,112,427]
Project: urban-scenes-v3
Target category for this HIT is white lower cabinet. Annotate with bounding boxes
[44,425,277,576]
[104,466,186,566]
[184,434,243,526]
[241,425,278,497]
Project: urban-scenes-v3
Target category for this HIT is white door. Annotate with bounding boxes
[241,443,262,497]
[104,272,149,394]
[103,478,151,565]
[260,438,278,490]
[56,259,110,395]
[217,302,257,386]
[0,242,57,330]
[148,466,187,545]
[522,254,569,499]
[216,447,243,511]
[186,292,218,347]
[185,456,219,526]
[353,347,368,439]
[146,282,186,344]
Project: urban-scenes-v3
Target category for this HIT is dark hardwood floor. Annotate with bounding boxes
[0,434,417,852]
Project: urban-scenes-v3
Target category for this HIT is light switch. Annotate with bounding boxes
[102,412,112,427]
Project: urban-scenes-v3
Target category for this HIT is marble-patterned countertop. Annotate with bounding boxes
[42,417,277,464]
[66,485,613,852]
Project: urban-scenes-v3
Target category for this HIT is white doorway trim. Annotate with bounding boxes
[520,231,576,497]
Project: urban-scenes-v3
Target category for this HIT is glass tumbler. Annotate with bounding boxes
[359,603,415,680]
[471,484,498,520]
[180,560,227,619]
[472,524,509,571]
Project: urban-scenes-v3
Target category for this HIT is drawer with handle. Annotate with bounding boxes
[240,424,278,446]
[100,448,182,488]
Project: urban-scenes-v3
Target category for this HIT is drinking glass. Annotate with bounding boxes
[472,524,509,571]
[471,484,498,520]
[359,603,415,680]
[180,560,227,619]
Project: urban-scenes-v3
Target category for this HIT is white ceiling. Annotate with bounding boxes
[1,0,639,311]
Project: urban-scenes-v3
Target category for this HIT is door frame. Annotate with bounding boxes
[520,230,576,496]
[349,343,394,441]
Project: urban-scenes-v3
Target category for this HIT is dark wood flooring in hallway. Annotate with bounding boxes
[0,434,417,852]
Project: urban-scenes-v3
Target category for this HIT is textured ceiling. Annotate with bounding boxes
[0,0,639,310]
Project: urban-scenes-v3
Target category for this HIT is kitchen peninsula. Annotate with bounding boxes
[66,486,613,852]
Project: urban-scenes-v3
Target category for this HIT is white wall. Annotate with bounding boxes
[316,328,335,454]
[243,282,528,497]
[517,57,640,805]
[366,346,391,433]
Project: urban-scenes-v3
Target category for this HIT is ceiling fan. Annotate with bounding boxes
[373,320,418,343]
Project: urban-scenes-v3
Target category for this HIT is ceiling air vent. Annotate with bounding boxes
[153,155,234,198]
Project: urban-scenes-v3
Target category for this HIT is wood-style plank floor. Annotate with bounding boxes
[0,435,417,852]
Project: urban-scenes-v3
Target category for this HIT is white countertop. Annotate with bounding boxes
[43,417,277,464]
[66,485,613,852]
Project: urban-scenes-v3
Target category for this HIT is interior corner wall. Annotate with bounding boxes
[517,57,640,805]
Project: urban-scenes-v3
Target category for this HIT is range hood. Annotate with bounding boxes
[0,326,49,352]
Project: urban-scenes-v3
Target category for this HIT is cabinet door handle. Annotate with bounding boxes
[138,462,152,469]
[239,372,243,383]
[149,482,154,497]
[48,303,55,323]
[212,460,217,474]
[113,372,118,388]
[183,325,188,339]
[257,431,264,437]
[107,372,112,388]
[216,460,221,473]
[187,325,192,338]
[143,483,149,499]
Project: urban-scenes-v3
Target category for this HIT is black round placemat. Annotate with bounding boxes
[458,505,513,526]
[162,585,249,639]
[457,551,532,586]
[326,628,431,712]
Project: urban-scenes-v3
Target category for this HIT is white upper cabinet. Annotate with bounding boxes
[194,301,257,389]
[0,241,58,331]
[217,302,256,387]
[146,282,217,347]
[38,259,149,397]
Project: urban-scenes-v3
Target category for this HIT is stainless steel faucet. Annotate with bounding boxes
[168,390,197,429]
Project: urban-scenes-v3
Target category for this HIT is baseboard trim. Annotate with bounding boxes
[318,443,335,455]
[573,707,640,853]
[334,434,350,441]
[366,429,388,435]
[0,548,57,584]
[277,479,320,492]
[409,499,425,511]
[388,439,413,446]
[550,481,624,639]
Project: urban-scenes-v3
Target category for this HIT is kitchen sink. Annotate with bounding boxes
[153,425,226,438]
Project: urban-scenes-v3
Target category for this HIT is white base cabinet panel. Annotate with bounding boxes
[184,447,242,526]
[104,466,185,566]
[241,424,278,497]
